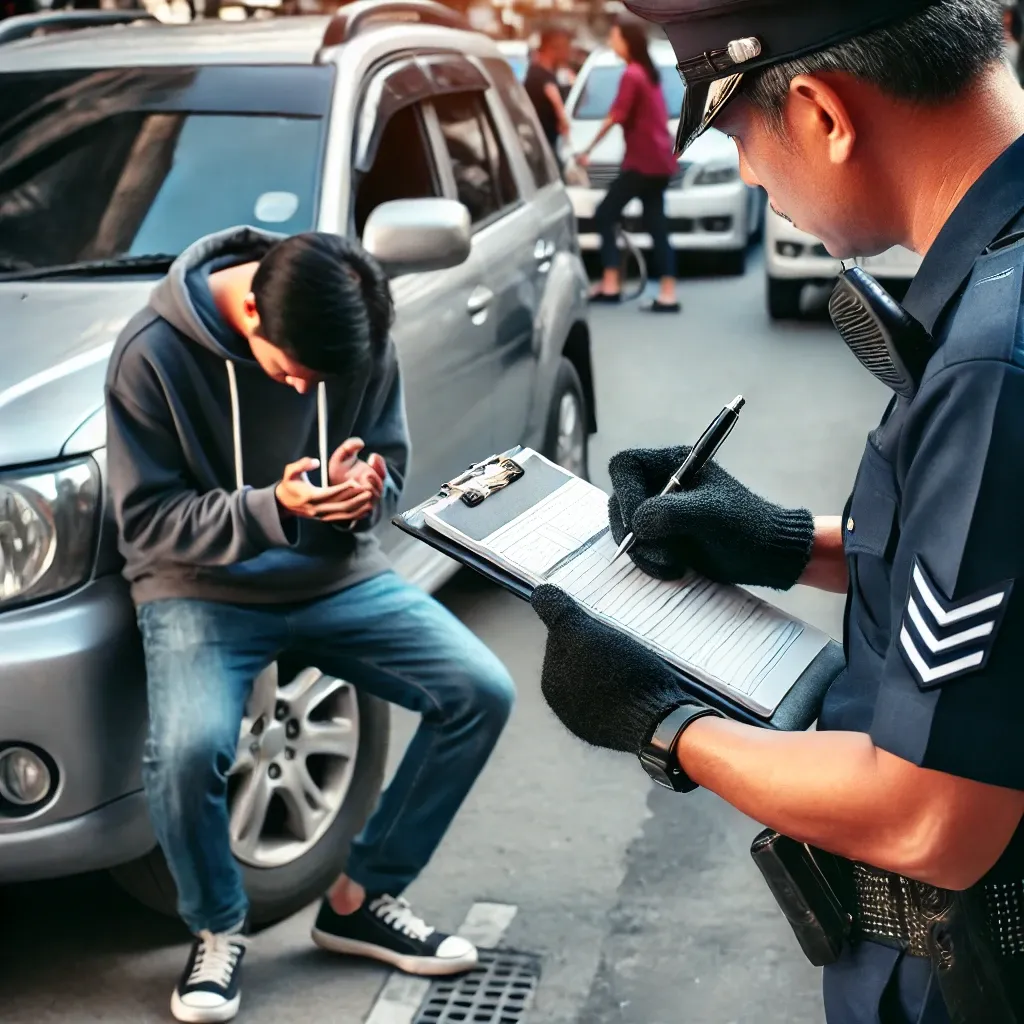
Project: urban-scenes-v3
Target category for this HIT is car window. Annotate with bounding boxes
[0,70,323,270]
[570,62,683,121]
[433,92,519,227]
[354,104,441,237]
[504,55,528,82]
[482,56,559,190]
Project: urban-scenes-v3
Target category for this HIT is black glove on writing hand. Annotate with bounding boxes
[607,446,814,589]
[531,584,706,754]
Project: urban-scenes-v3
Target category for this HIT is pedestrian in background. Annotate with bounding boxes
[579,18,680,314]
[524,26,573,169]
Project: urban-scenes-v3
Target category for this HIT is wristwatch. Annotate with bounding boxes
[639,703,724,792]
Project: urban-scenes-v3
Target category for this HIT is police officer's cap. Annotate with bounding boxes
[625,0,944,153]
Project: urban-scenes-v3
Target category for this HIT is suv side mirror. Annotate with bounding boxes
[362,198,471,278]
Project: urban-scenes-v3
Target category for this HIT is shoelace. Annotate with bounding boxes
[369,895,434,942]
[187,930,248,989]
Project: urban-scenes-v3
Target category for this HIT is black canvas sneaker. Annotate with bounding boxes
[312,894,478,976]
[171,928,248,1023]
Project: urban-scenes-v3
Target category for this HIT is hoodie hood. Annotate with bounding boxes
[149,224,284,360]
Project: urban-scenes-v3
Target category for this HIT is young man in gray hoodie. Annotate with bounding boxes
[105,227,515,1024]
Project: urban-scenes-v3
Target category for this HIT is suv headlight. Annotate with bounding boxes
[693,164,740,186]
[0,457,101,610]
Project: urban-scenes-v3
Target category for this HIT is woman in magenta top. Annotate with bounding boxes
[579,18,680,312]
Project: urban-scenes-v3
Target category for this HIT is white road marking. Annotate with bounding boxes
[457,902,519,949]
[363,901,519,1024]
[363,975,431,1024]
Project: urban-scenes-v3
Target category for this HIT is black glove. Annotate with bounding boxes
[608,446,814,589]
[531,584,707,754]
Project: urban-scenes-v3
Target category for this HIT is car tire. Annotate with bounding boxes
[544,357,590,481]
[109,686,389,931]
[767,277,805,320]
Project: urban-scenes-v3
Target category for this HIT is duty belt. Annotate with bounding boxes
[852,863,1024,959]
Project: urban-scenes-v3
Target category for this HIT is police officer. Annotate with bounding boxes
[529,1,1024,1021]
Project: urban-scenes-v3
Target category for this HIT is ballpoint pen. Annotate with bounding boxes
[612,394,746,565]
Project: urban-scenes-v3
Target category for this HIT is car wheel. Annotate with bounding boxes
[544,357,589,480]
[767,277,805,320]
[109,659,389,930]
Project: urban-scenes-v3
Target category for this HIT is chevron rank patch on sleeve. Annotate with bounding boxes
[898,556,1014,689]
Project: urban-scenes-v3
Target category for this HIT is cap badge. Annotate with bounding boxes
[726,37,762,64]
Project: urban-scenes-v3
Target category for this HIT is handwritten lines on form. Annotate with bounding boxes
[549,532,803,697]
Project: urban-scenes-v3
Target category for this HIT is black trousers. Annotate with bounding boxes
[594,169,673,280]
[823,941,950,1023]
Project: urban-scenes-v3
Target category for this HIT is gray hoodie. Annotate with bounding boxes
[105,227,409,606]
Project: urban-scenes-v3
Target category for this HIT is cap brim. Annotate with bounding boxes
[674,72,745,156]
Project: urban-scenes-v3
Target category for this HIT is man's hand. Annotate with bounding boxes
[531,585,707,753]
[576,152,591,167]
[329,438,387,494]
[274,457,376,523]
[608,446,815,589]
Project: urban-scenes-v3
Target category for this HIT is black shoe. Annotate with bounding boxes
[588,290,622,304]
[171,928,248,1023]
[312,894,478,976]
[641,299,681,313]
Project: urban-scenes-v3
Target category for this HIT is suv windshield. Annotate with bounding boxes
[0,68,325,273]
[570,62,683,121]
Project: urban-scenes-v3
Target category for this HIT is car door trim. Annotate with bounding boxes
[352,50,489,173]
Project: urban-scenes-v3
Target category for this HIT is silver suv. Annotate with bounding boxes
[0,2,594,925]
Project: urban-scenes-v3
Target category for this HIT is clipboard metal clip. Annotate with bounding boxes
[441,454,525,508]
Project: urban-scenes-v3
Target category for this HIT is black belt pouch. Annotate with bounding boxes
[750,828,852,967]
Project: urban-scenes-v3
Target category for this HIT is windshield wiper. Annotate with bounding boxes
[0,253,177,282]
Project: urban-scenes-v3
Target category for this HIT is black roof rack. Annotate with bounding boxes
[319,0,469,50]
[0,9,156,46]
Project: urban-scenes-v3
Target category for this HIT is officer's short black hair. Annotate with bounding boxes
[745,0,1006,129]
[251,233,394,375]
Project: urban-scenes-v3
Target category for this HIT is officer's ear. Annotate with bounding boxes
[785,73,856,167]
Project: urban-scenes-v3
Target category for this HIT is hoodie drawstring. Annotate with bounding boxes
[224,361,329,489]
[225,361,244,490]
[317,381,329,488]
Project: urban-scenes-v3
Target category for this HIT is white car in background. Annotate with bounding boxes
[565,40,762,275]
[765,205,922,319]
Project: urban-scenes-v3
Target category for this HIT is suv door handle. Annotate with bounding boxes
[467,285,494,317]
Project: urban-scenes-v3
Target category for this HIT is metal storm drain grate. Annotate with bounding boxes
[413,949,541,1024]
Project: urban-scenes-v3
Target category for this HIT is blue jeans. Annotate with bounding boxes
[137,571,515,934]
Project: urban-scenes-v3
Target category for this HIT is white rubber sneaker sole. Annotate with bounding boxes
[170,989,241,1024]
[311,929,479,976]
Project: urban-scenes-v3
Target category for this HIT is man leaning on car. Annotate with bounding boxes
[104,226,515,1024]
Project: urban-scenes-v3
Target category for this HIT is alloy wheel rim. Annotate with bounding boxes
[228,663,359,869]
[555,391,586,477]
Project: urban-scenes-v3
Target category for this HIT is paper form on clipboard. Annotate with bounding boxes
[422,448,832,718]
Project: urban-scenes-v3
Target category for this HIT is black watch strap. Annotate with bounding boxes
[638,703,724,793]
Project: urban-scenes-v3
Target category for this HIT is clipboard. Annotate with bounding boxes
[393,447,845,732]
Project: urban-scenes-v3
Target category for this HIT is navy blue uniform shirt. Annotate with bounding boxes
[819,133,1024,879]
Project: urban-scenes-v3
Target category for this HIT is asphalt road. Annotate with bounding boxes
[0,252,890,1024]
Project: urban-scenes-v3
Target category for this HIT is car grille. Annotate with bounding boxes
[584,164,619,189]
[582,162,691,190]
